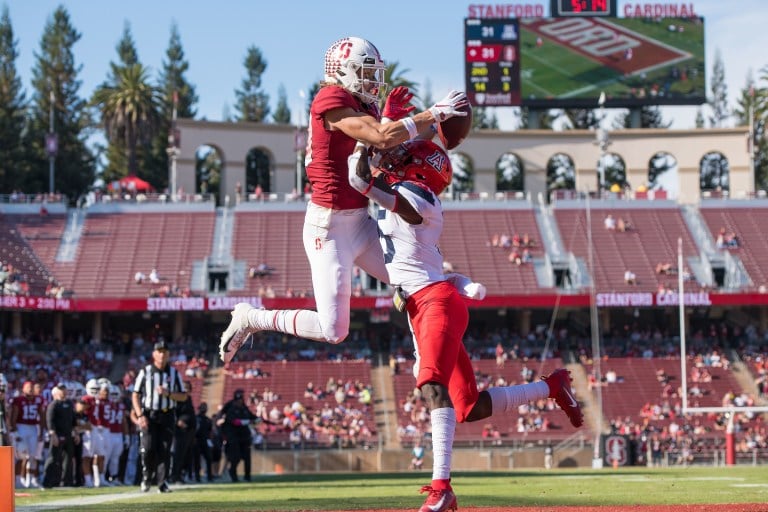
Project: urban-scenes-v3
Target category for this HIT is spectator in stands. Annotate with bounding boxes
[351,267,364,297]
[604,214,616,230]
[149,269,160,284]
[248,263,275,279]
[410,441,425,470]
[508,249,522,266]
[521,248,532,264]
[617,217,633,232]
[656,262,674,275]
[624,270,637,285]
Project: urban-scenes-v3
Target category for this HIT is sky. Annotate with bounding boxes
[5,0,768,131]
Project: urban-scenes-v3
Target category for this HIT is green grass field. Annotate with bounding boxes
[14,466,768,511]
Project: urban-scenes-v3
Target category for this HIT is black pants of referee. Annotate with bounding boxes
[139,411,174,487]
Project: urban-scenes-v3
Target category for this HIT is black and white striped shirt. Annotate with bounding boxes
[133,363,183,412]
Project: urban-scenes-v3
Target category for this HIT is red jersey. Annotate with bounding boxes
[105,401,126,434]
[306,85,378,210]
[82,395,108,427]
[12,395,43,426]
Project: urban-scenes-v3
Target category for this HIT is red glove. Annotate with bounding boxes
[382,86,415,121]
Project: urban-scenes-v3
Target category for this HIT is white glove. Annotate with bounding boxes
[444,272,486,300]
[428,90,469,122]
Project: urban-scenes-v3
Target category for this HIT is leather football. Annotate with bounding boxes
[436,103,473,150]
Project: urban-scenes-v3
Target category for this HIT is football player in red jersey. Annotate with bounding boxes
[348,140,583,512]
[9,380,45,488]
[220,36,473,363]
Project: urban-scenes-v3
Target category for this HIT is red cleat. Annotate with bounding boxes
[419,486,457,512]
[544,369,583,428]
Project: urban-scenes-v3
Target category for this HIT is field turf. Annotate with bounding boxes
[14,466,768,511]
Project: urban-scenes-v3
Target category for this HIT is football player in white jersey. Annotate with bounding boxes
[347,139,584,512]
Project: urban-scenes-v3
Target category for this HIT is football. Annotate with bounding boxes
[436,103,473,150]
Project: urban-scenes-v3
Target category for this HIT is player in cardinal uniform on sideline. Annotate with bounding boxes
[105,385,128,485]
[347,140,584,512]
[9,380,45,488]
[220,36,477,363]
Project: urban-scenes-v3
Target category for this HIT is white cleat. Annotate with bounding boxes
[219,302,256,364]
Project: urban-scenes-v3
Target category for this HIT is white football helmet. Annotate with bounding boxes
[109,384,121,402]
[71,381,86,400]
[324,36,386,104]
[86,378,100,397]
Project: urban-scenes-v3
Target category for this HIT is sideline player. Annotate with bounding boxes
[220,36,475,363]
[348,140,583,512]
[8,380,44,488]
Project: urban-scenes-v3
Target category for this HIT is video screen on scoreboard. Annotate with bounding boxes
[519,16,706,108]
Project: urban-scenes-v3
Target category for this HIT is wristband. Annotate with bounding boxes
[401,117,418,139]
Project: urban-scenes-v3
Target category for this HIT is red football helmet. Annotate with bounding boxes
[374,140,453,196]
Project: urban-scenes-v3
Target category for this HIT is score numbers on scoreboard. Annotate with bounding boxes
[551,0,617,16]
[464,18,521,107]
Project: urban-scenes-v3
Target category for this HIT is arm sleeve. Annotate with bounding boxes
[46,402,55,432]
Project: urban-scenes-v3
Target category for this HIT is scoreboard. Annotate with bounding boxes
[551,0,617,17]
[464,18,521,107]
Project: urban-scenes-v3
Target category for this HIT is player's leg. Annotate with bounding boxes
[220,206,353,362]
[410,284,462,512]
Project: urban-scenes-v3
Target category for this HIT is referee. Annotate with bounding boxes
[131,340,187,493]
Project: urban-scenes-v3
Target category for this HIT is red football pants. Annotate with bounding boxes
[407,281,477,422]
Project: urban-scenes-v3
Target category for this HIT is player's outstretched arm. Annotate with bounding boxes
[330,90,469,150]
[347,144,421,224]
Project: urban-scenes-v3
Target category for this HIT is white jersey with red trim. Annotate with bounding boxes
[378,183,445,297]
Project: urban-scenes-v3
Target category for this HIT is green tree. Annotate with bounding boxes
[561,108,600,129]
[613,106,670,129]
[0,6,28,192]
[235,45,270,122]
[148,22,198,190]
[91,64,163,179]
[272,84,291,124]
[735,70,768,190]
[27,6,94,201]
[472,107,499,129]
[708,49,729,128]
[98,23,141,181]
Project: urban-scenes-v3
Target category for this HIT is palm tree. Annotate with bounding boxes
[91,63,163,177]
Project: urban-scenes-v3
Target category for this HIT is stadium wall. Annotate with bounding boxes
[248,448,593,473]
[175,119,750,205]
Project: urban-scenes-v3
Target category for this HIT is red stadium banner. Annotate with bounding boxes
[3,291,768,312]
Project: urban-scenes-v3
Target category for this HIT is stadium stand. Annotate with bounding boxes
[439,208,550,295]
[231,210,312,297]
[51,211,215,298]
[0,214,61,296]
[698,204,768,290]
[554,204,701,292]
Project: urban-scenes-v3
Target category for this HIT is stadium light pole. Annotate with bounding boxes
[47,90,56,196]
[296,89,307,198]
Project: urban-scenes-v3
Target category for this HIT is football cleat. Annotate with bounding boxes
[419,486,457,512]
[543,369,583,428]
[219,302,257,364]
